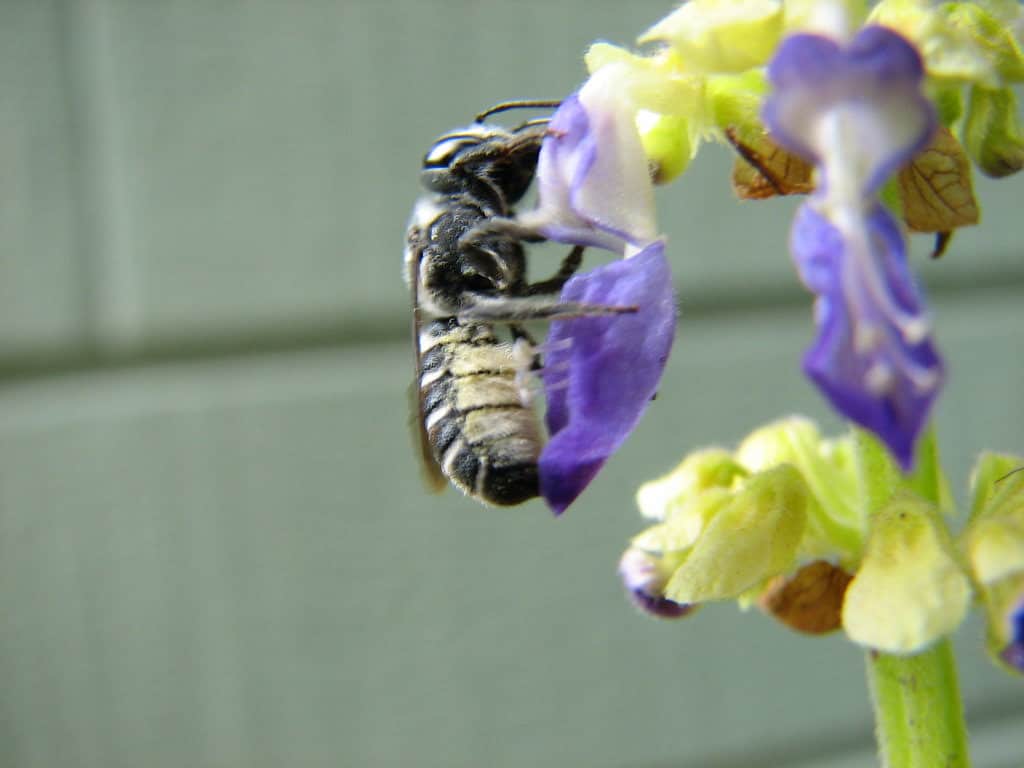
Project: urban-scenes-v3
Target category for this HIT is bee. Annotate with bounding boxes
[405,101,630,506]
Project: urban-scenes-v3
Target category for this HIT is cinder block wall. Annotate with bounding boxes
[0,2,1020,766]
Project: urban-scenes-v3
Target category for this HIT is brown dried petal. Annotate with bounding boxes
[899,127,980,233]
[759,560,853,636]
[727,127,814,200]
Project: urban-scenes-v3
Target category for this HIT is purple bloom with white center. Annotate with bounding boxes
[514,65,674,514]
[517,65,658,256]
[539,241,675,514]
[763,26,942,469]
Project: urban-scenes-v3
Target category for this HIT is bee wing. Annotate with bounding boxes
[409,376,448,494]
[407,236,448,494]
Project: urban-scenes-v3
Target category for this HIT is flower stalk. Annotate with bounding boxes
[865,640,970,768]
[861,426,969,768]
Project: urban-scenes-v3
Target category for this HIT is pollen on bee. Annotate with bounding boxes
[511,337,541,406]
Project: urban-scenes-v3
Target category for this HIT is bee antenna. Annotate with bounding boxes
[475,100,562,123]
[511,117,551,133]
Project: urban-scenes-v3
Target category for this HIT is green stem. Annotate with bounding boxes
[856,423,970,766]
[865,640,971,768]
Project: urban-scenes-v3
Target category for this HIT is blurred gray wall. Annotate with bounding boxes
[0,1,1021,766]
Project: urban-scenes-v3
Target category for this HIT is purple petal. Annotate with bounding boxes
[999,596,1024,673]
[627,589,695,619]
[519,67,658,255]
[763,26,935,195]
[619,548,694,620]
[792,204,943,470]
[539,241,675,513]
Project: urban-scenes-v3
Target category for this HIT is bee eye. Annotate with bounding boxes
[423,137,478,169]
[461,273,495,292]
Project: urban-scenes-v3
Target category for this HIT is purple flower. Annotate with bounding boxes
[513,66,673,513]
[517,65,658,256]
[763,26,941,470]
[539,241,675,513]
[791,204,943,469]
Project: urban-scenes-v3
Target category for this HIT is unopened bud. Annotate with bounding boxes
[619,547,695,619]
[964,86,1024,178]
[635,449,745,521]
[638,112,692,184]
[843,492,971,653]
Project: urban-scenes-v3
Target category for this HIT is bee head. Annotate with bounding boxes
[420,123,545,205]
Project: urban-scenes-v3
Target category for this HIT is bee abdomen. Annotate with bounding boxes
[420,322,542,506]
[434,427,540,506]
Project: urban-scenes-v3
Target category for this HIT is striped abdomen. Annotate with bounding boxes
[418,318,541,506]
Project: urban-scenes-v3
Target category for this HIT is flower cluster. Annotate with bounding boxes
[518,0,1024,497]
[504,0,1024,685]
[443,3,1024,762]
[619,418,1024,674]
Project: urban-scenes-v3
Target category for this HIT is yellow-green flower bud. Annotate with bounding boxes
[583,43,700,116]
[943,2,1024,83]
[978,573,1024,674]
[635,449,746,521]
[581,42,705,182]
[639,0,784,75]
[632,488,733,554]
[843,492,971,653]
[966,501,1024,586]
[929,81,964,127]
[968,451,1024,520]
[637,112,693,184]
[871,0,1024,87]
[738,417,863,561]
[964,453,1024,673]
[706,70,768,138]
[963,86,1024,177]
[663,464,808,603]
[966,453,1024,582]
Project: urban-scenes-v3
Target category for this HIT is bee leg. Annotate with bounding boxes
[510,324,542,370]
[458,293,637,322]
[458,217,545,248]
[522,246,584,296]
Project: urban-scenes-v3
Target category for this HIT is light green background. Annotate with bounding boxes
[0,1,1021,766]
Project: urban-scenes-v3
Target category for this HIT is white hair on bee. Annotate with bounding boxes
[422,125,511,168]
[510,336,541,407]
